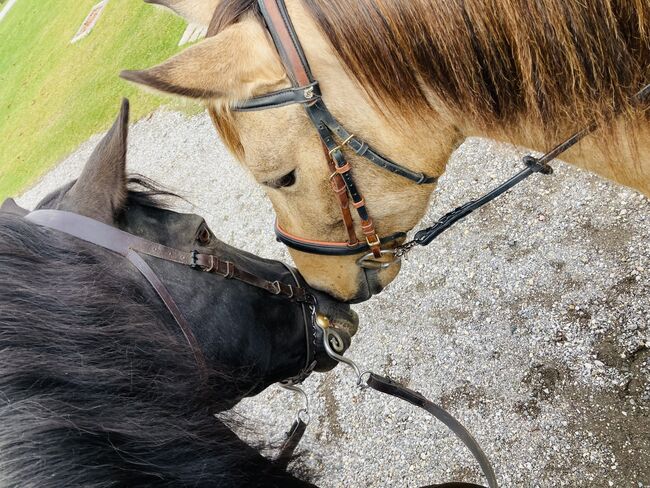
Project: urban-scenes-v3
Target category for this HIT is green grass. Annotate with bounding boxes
[0,0,200,199]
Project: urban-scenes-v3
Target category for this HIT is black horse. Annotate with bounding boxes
[0,100,357,487]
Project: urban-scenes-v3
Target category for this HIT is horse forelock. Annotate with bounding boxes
[210,0,649,139]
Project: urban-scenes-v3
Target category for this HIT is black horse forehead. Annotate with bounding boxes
[119,202,206,247]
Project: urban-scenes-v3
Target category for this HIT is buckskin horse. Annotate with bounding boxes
[122,0,649,302]
[0,100,363,487]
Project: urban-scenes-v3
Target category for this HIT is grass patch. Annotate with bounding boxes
[0,0,201,199]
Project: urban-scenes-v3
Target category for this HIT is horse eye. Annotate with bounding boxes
[196,225,212,245]
[267,170,296,189]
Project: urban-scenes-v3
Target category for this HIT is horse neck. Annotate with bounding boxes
[459,112,650,196]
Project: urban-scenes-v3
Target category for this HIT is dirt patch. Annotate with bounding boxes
[561,383,650,487]
[441,381,488,410]
[317,375,345,441]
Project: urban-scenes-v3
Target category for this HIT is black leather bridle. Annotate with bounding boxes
[233,0,650,271]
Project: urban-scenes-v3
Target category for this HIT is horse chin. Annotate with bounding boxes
[345,261,400,304]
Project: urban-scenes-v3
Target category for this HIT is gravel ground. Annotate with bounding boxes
[18,109,649,488]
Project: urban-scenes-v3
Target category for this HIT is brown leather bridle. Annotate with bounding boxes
[233,0,437,267]
[2,201,320,384]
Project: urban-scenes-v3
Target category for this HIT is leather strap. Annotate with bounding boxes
[366,374,497,488]
[234,82,321,112]
[396,82,650,254]
[275,220,406,256]
[127,249,208,373]
[26,210,310,303]
[275,417,308,470]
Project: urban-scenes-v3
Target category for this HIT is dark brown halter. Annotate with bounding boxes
[10,207,318,382]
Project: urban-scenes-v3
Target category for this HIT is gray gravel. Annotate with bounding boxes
[19,109,649,488]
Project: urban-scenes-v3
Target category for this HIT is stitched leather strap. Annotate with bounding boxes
[367,374,497,488]
[234,82,321,112]
[323,143,359,246]
[26,210,310,303]
[275,221,405,256]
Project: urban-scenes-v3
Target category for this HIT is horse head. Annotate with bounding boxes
[122,0,650,303]
[5,98,358,398]
[121,0,460,302]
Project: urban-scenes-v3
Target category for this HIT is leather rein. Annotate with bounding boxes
[233,0,650,270]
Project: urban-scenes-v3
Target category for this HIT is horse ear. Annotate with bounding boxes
[64,99,130,223]
[120,17,286,102]
[144,0,220,27]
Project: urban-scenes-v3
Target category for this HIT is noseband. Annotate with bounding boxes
[3,205,319,384]
[234,0,650,271]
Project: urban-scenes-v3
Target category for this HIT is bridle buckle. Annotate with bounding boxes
[365,233,381,248]
[328,134,355,156]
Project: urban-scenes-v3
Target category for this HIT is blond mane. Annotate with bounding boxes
[210,0,649,140]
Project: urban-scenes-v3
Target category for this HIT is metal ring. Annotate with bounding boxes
[357,371,372,389]
[297,408,311,425]
[356,249,401,269]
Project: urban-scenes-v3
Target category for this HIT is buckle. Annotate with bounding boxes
[365,234,381,248]
[204,255,216,273]
[270,280,282,295]
[190,250,199,269]
[523,155,553,175]
[328,134,355,156]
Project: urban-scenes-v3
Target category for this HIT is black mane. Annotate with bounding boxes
[0,212,307,487]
